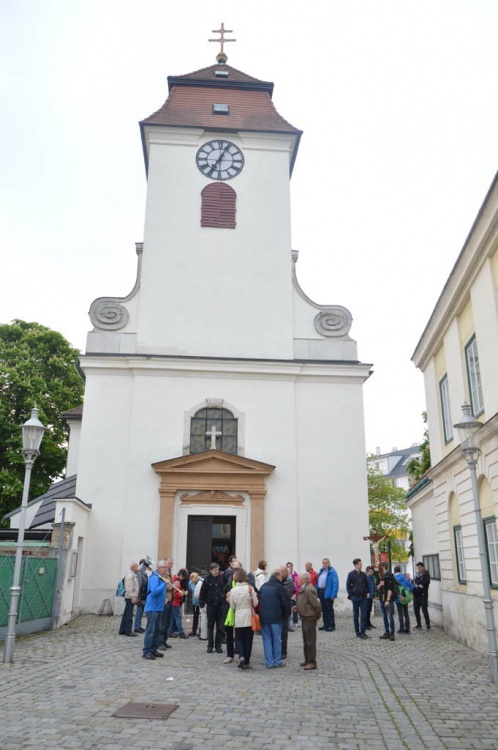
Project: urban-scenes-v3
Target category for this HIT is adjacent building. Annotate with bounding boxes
[370,445,421,491]
[408,173,498,654]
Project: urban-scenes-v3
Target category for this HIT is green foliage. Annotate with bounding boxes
[367,459,410,561]
[0,320,84,524]
[407,411,431,485]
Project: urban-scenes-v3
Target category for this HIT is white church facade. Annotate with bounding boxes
[19,50,373,616]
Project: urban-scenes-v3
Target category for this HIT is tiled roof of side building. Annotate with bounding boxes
[374,445,420,460]
[61,404,83,418]
[4,475,82,529]
[389,458,412,477]
[30,475,87,529]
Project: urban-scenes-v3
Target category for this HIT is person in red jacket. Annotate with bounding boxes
[305,561,318,588]
[168,569,188,639]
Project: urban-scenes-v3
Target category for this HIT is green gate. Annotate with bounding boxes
[0,555,57,629]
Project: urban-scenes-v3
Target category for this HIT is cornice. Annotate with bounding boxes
[79,353,372,382]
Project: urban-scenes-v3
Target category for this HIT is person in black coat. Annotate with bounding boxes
[346,558,370,639]
[413,561,431,630]
[259,570,292,668]
[199,562,226,653]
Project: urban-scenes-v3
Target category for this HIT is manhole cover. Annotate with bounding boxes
[113,702,179,720]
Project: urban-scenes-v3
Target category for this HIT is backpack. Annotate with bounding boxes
[397,582,413,605]
[138,572,148,602]
[116,577,125,597]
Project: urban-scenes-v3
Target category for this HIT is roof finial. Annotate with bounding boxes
[209,22,236,64]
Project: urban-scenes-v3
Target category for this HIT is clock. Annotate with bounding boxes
[196,140,244,181]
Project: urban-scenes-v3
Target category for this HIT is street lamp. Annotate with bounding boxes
[454,403,498,684]
[3,408,46,663]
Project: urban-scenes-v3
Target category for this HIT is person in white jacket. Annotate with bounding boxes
[194,573,208,641]
[119,562,139,637]
[229,569,259,669]
[254,560,268,591]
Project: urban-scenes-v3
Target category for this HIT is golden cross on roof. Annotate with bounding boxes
[209,23,236,64]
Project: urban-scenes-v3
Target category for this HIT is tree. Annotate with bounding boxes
[367,460,410,561]
[407,411,431,485]
[0,320,84,524]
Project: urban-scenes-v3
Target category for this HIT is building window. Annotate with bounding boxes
[465,335,484,416]
[422,554,441,581]
[439,375,453,443]
[453,525,466,583]
[190,408,238,454]
[484,517,498,587]
[201,183,236,229]
[212,104,229,115]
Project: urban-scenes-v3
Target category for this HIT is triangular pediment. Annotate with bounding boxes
[152,450,275,476]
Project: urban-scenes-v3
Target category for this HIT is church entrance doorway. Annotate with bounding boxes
[186,515,236,574]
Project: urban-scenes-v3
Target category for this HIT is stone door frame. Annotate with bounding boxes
[152,450,275,569]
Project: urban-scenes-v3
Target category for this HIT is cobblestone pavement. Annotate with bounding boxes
[1,612,497,750]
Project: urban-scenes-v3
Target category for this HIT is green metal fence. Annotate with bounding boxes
[0,555,57,628]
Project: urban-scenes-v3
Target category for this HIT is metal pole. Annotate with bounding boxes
[3,456,35,663]
[468,457,498,684]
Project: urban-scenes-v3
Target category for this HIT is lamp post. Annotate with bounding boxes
[3,408,46,664]
[454,403,498,684]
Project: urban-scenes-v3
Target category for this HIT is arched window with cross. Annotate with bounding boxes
[189,407,238,454]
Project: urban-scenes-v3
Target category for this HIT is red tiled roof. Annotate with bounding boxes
[140,63,302,173]
[141,85,300,134]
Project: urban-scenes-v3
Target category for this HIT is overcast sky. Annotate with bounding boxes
[1,1,497,455]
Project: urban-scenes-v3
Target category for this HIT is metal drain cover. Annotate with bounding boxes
[113,702,179,720]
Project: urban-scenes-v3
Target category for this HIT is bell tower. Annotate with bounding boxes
[133,41,302,359]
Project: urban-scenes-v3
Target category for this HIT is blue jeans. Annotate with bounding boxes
[134,603,144,630]
[168,605,184,636]
[160,600,172,644]
[352,597,368,636]
[261,622,283,667]
[381,601,395,634]
[318,590,335,630]
[143,610,163,656]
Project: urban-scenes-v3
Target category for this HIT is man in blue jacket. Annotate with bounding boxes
[142,560,168,660]
[316,558,339,632]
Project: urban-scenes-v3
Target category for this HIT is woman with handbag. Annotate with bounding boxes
[229,568,259,670]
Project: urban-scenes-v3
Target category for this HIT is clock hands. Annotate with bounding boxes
[209,145,230,171]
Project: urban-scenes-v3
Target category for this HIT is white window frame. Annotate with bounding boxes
[465,335,484,416]
[422,554,441,581]
[484,518,498,587]
[439,375,453,443]
[453,525,466,583]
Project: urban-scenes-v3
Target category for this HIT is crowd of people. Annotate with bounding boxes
[118,555,432,669]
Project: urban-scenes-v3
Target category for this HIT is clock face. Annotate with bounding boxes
[196,140,244,181]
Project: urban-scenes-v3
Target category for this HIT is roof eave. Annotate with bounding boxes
[167,76,274,96]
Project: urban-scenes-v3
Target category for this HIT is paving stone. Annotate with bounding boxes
[1,612,498,748]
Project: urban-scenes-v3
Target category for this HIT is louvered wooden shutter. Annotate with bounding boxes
[201,183,236,228]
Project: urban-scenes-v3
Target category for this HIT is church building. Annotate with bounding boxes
[69,34,372,612]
